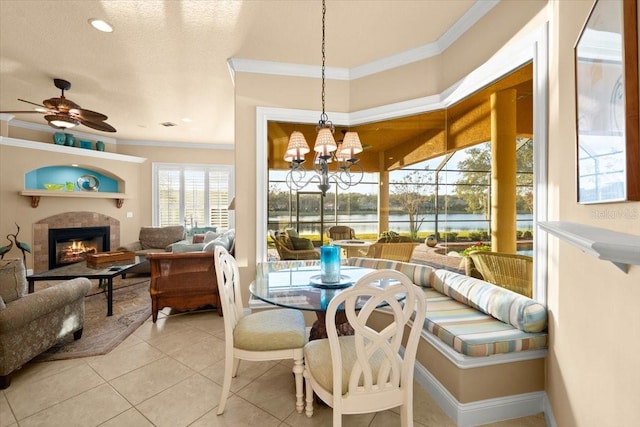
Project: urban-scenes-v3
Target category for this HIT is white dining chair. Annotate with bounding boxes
[302,269,427,426]
[213,246,306,415]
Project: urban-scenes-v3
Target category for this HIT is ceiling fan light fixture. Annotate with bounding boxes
[45,114,80,129]
[89,18,113,33]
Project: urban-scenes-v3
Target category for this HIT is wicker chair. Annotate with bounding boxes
[269,230,320,260]
[326,226,356,241]
[467,251,533,297]
[365,242,418,262]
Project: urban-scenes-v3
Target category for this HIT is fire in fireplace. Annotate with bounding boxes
[49,226,110,269]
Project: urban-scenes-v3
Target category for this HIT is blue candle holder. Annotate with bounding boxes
[320,245,341,283]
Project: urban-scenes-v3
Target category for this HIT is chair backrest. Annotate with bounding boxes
[327,226,356,241]
[214,246,245,336]
[468,251,533,297]
[325,269,426,403]
[366,242,418,262]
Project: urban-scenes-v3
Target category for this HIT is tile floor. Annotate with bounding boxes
[1,309,547,426]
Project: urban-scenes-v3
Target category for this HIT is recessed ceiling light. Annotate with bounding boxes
[181,118,192,123]
[89,19,113,33]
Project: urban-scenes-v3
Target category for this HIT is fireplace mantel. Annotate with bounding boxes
[20,190,129,208]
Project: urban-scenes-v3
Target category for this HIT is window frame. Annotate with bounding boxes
[152,162,235,229]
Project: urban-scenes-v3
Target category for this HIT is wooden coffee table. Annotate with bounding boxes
[27,257,147,316]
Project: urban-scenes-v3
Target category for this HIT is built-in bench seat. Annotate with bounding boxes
[346,257,548,425]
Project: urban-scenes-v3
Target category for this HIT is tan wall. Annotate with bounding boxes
[0,124,234,271]
[546,1,640,426]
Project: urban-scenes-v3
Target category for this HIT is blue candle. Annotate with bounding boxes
[320,245,341,283]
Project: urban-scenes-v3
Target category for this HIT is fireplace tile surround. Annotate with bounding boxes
[33,212,120,273]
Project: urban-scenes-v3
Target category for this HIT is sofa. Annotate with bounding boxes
[117,225,187,274]
[0,259,91,388]
[143,229,235,321]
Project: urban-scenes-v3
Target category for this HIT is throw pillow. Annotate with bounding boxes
[285,227,299,238]
[0,259,27,304]
[203,231,220,243]
[192,234,206,243]
[0,295,5,311]
[171,243,206,253]
[290,236,314,250]
[203,234,231,252]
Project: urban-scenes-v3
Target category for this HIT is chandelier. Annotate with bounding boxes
[284,0,364,197]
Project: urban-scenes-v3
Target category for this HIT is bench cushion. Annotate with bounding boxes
[347,257,434,288]
[431,270,547,333]
[423,288,548,356]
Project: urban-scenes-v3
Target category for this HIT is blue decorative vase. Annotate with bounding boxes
[320,245,341,283]
[53,132,65,145]
[96,141,105,151]
[64,134,75,147]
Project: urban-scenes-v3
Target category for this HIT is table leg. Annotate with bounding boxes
[28,279,35,293]
[107,277,113,316]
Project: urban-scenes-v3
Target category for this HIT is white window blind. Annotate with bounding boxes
[153,163,234,229]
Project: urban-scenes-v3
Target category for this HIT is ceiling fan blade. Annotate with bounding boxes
[0,110,46,114]
[18,98,50,110]
[80,119,116,132]
[72,108,108,122]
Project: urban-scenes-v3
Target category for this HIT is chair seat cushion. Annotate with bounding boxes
[234,308,305,351]
[304,335,386,395]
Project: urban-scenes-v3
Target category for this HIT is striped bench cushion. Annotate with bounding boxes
[432,270,548,333]
[422,288,548,357]
[347,257,434,288]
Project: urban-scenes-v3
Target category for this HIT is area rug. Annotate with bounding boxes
[34,276,152,361]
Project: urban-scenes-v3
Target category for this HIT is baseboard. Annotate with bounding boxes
[414,361,548,426]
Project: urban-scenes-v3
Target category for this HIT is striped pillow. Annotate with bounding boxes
[347,257,433,288]
[432,270,547,333]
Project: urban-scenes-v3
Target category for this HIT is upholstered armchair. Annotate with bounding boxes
[0,259,90,389]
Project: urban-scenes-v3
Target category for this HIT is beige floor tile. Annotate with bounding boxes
[201,357,278,392]
[368,409,427,427]
[99,407,154,426]
[6,358,87,388]
[144,326,212,354]
[18,383,131,427]
[136,373,221,427]
[190,395,281,427]
[109,356,196,405]
[479,412,547,427]
[0,393,16,427]
[166,335,225,372]
[236,363,301,420]
[114,331,145,352]
[405,380,457,426]
[86,341,164,381]
[5,363,105,420]
[133,316,192,342]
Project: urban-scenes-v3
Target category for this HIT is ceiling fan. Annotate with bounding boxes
[0,78,116,132]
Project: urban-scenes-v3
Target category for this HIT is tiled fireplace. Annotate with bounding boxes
[33,212,120,273]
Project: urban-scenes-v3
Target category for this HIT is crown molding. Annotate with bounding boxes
[228,0,499,82]
[116,138,234,150]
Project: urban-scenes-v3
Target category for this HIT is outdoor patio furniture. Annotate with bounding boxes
[365,242,418,262]
[467,251,533,297]
[326,225,356,241]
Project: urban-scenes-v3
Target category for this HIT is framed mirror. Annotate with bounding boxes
[575,0,639,203]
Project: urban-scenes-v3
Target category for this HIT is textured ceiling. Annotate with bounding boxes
[0,0,479,145]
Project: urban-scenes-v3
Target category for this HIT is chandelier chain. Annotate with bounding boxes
[321,0,326,121]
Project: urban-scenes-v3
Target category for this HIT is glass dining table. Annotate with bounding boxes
[250,262,404,340]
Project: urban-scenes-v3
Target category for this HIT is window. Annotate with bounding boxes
[153,163,234,229]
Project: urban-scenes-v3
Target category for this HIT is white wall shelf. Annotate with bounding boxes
[538,221,640,273]
[20,190,129,208]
